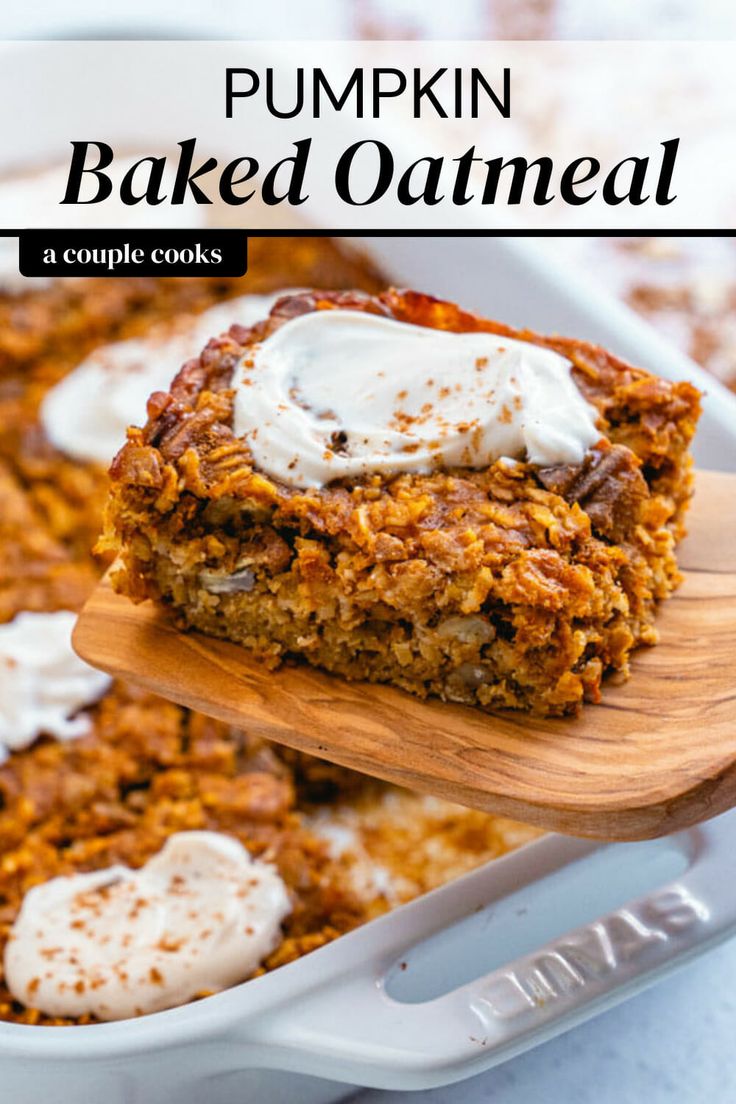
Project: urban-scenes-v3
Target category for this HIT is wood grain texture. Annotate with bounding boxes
[73,470,736,842]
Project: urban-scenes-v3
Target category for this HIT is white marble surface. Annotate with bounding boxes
[356,936,736,1103]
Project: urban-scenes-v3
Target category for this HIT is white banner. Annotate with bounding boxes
[0,40,733,229]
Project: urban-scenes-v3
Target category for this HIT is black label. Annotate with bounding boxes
[17,229,248,278]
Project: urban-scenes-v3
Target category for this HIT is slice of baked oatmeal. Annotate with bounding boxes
[102,289,701,716]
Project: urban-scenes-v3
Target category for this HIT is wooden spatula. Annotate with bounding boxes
[73,470,736,842]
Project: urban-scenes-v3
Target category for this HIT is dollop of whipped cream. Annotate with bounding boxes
[0,611,111,761]
[0,157,207,293]
[4,831,291,1021]
[40,292,294,465]
[231,310,601,488]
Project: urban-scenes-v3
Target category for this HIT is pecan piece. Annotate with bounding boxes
[537,443,647,541]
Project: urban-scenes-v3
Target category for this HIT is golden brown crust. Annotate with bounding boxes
[104,289,700,716]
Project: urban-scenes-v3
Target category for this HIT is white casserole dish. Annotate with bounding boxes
[1,233,736,1104]
[2,813,736,1104]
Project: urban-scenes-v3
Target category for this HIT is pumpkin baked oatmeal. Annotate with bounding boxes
[104,288,701,716]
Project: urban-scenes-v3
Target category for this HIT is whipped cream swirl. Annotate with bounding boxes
[232,309,601,488]
[5,831,291,1020]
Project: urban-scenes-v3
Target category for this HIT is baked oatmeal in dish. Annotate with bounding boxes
[0,247,541,1025]
[104,288,701,717]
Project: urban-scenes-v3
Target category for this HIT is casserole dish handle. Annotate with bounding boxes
[238,816,736,1091]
